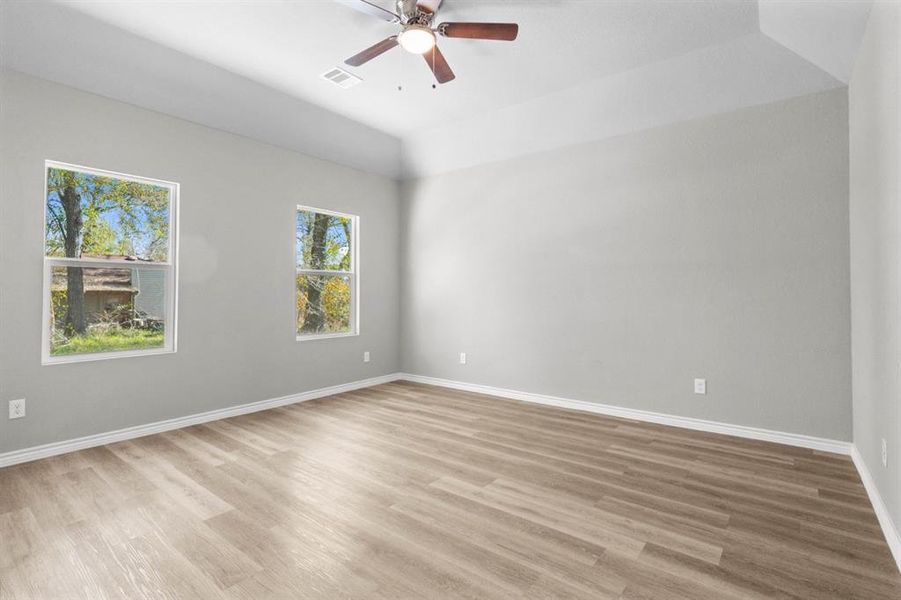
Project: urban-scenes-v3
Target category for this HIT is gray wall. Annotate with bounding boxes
[850,1,901,533]
[401,88,852,441]
[0,70,401,454]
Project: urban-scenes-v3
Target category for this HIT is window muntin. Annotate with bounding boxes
[296,207,357,339]
[42,161,178,363]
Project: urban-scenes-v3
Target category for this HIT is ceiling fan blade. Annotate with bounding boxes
[416,0,442,14]
[423,45,455,84]
[345,36,399,66]
[334,0,400,23]
[438,22,519,41]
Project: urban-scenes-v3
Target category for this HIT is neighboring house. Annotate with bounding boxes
[51,255,165,322]
[134,269,165,319]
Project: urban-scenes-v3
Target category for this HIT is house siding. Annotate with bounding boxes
[134,269,165,319]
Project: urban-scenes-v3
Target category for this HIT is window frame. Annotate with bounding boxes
[41,160,180,365]
[295,204,359,341]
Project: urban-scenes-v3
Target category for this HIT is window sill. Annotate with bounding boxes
[296,331,359,342]
[42,347,176,366]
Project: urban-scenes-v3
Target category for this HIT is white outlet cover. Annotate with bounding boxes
[363,351,370,363]
[694,379,707,394]
[459,352,467,365]
[881,438,887,467]
[8,399,25,419]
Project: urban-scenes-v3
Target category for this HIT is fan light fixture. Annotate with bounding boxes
[398,26,436,54]
[340,0,519,85]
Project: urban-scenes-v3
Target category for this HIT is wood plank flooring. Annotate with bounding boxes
[1,381,899,599]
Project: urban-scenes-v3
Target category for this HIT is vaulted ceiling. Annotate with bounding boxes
[0,1,873,178]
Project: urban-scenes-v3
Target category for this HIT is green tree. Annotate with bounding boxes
[301,212,331,333]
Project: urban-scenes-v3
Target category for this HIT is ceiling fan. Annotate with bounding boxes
[335,0,519,84]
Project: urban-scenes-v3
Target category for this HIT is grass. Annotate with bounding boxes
[51,328,165,356]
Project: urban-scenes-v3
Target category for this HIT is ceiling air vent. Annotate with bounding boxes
[321,67,362,89]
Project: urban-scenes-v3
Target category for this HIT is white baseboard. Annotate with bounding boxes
[398,373,853,455]
[851,445,901,573]
[0,372,403,469]
[0,371,850,468]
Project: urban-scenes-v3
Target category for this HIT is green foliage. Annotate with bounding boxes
[45,167,170,260]
[50,328,164,356]
[322,276,351,329]
[81,215,119,256]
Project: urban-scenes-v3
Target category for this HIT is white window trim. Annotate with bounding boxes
[295,204,359,341]
[41,160,180,365]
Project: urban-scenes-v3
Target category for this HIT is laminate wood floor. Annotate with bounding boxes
[1,381,899,599]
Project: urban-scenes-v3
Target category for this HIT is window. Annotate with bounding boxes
[42,161,178,363]
[295,206,358,340]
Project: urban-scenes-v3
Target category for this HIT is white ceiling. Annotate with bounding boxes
[402,31,844,176]
[0,1,873,178]
[759,0,873,83]
[53,0,762,137]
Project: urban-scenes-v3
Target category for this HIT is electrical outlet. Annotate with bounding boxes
[694,378,706,395]
[459,352,467,365]
[8,399,25,420]
[363,351,370,363]
[881,438,887,468]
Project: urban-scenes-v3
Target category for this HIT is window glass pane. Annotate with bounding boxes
[49,266,167,356]
[45,166,171,262]
[296,274,351,335]
[296,210,352,271]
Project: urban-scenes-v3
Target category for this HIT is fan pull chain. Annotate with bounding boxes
[397,39,404,91]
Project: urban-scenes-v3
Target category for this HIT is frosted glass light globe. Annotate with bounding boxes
[398,26,436,54]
